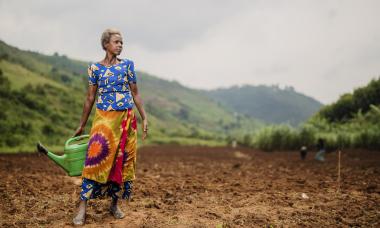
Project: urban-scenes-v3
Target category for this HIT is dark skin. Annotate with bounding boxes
[73,34,148,225]
[73,34,148,138]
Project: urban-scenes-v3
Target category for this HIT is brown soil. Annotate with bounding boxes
[0,146,379,227]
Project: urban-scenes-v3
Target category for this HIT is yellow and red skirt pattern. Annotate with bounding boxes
[82,108,137,185]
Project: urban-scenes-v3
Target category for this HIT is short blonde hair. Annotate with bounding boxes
[101,28,122,50]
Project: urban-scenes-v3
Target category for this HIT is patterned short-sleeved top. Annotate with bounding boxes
[88,59,137,111]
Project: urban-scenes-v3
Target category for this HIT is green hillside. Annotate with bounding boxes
[203,85,323,125]
[249,77,380,151]
[0,40,263,152]
[317,78,380,122]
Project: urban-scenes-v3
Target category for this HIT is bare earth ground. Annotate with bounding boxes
[0,146,379,227]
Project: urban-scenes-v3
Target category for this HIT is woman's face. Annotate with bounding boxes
[105,34,123,56]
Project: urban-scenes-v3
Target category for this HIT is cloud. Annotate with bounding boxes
[0,0,379,103]
[130,0,380,103]
[0,0,251,53]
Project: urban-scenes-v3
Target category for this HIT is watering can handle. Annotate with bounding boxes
[65,135,90,148]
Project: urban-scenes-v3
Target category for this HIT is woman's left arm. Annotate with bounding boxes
[130,83,148,140]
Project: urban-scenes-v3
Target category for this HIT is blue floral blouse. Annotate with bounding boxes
[88,59,137,111]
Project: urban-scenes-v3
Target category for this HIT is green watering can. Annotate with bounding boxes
[36,135,90,176]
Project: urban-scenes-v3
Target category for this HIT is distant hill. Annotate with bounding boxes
[203,85,323,125]
[0,40,263,152]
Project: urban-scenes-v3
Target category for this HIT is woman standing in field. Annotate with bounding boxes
[72,28,148,225]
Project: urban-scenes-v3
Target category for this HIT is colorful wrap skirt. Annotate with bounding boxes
[80,108,137,201]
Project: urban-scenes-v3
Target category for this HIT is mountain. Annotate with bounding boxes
[203,85,323,125]
[0,40,263,152]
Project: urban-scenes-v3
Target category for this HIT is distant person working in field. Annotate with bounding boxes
[300,146,307,160]
[72,28,148,225]
[315,138,326,162]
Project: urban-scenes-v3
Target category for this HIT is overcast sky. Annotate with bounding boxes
[0,0,379,104]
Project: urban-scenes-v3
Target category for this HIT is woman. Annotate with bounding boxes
[72,28,148,225]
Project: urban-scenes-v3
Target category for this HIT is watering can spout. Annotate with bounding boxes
[37,142,69,173]
[36,142,48,154]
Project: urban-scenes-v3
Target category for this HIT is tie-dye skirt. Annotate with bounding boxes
[80,108,137,201]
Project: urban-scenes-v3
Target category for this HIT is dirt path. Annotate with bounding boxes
[1,146,379,227]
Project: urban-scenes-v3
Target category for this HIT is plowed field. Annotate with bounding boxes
[1,146,379,227]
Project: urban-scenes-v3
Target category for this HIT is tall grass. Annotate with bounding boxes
[251,125,300,151]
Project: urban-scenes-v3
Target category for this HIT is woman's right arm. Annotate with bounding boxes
[73,85,97,136]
